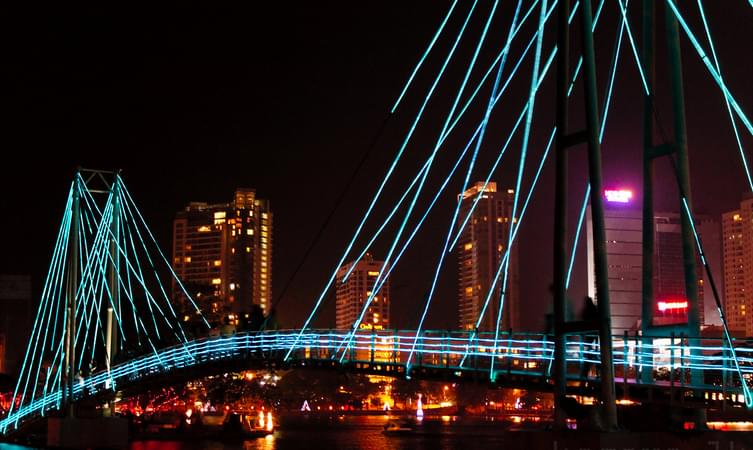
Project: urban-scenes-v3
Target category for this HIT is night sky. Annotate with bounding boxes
[1,2,751,331]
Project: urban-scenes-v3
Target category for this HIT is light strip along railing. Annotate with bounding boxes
[341,0,557,285]
[288,0,482,357]
[2,330,752,433]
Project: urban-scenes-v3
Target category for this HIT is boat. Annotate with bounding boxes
[382,419,415,435]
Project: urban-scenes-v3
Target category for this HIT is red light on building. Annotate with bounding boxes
[657,300,688,312]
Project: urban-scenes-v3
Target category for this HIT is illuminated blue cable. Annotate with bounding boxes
[665,0,753,136]
[490,0,549,380]
[405,0,524,373]
[566,185,590,289]
[616,0,650,95]
[682,197,752,407]
[460,128,556,370]
[338,0,489,361]
[290,0,481,361]
[391,0,459,113]
[119,180,209,329]
[342,159,431,281]
[447,0,590,251]
[123,214,161,340]
[696,0,753,192]
[9,185,73,420]
[565,0,629,290]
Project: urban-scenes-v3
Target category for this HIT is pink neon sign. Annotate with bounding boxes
[604,189,633,203]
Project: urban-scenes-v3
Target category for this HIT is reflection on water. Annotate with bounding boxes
[130,415,509,450]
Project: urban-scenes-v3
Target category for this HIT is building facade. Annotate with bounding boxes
[172,188,272,321]
[722,197,753,335]
[335,254,390,330]
[456,181,519,332]
[586,190,713,336]
[0,275,32,375]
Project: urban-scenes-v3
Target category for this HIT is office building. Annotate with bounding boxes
[586,189,712,336]
[456,181,519,332]
[172,188,272,320]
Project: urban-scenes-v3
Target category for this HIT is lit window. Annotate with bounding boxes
[246,229,253,236]
[230,283,236,290]
[367,271,379,277]
[464,243,473,251]
[198,225,211,232]
[184,257,191,263]
[214,260,221,267]
[211,278,221,285]
[246,247,251,253]
[214,212,226,219]
[465,287,473,297]
[262,213,268,219]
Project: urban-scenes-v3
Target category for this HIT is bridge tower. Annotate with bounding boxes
[640,1,702,387]
[553,0,618,430]
[63,172,81,416]
[105,173,121,377]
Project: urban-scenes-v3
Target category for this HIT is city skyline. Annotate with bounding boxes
[1,2,751,333]
[1,1,753,442]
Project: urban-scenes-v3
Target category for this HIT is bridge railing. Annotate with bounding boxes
[2,329,752,433]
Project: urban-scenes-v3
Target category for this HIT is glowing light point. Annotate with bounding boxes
[604,189,633,203]
[416,394,424,420]
[301,400,311,412]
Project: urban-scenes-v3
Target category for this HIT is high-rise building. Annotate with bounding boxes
[172,188,272,320]
[456,181,519,332]
[586,189,712,336]
[0,274,32,375]
[722,197,753,335]
[335,254,390,330]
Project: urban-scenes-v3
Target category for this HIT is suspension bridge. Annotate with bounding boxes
[2,0,753,435]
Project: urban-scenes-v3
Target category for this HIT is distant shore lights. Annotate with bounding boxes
[604,189,633,203]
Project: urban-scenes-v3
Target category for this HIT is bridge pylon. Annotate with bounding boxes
[553,0,618,431]
[639,0,702,389]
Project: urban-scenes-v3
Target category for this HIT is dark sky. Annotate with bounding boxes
[1,2,751,331]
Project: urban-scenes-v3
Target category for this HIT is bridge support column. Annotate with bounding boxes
[580,0,618,429]
[63,173,81,417]
[552,0,570,431]
[554,0,618,430]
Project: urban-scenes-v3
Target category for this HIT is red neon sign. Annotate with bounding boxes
[657,300,688,312]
